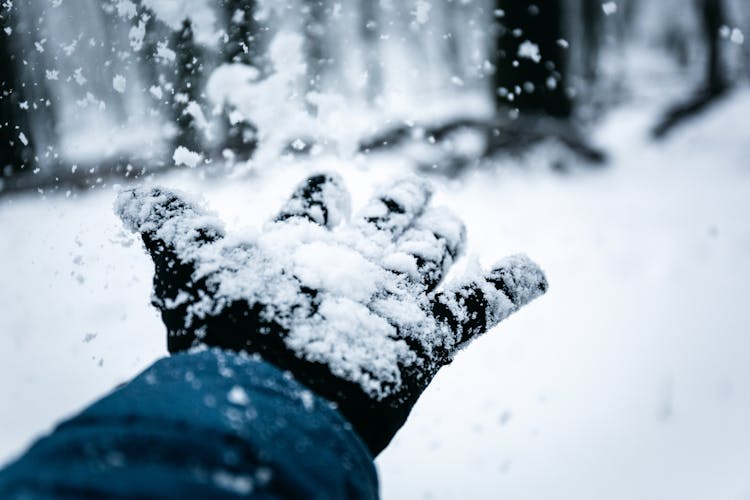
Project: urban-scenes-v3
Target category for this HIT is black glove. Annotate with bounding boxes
[115,173,548,456]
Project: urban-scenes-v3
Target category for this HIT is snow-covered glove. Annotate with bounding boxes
[115,173,548,455]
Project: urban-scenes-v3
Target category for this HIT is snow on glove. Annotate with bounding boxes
[115,173,548,455]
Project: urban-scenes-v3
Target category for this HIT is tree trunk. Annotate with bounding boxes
[581,0,602,83]
[220,0,261,157]
[0,4,35,180]
[700,0,727,93]
[651,0,730,138]
[223,0,261,65]
[492,0,572,119]
[360,0,382,103]
[171,19,204,153]
[303,0,328,93]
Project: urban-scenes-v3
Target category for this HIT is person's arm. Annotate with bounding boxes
[0,350,378,499]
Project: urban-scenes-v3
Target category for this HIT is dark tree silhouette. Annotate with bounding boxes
[652,0,730,138]
[0,5,34,181]
[137,6,172,111]
[303,0,328,93]
[171,19,204,153]
[223,0,261,65]
[482,0,605,166]
[581,0,603,83]
[492,0,571,119]
[360,0,382,103]
[219,0,263,158]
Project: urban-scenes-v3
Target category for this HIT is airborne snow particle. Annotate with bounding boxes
[414,0,431,24]
[73,68,86,85]
[517,40,541,63]
[213,471,253,495]
[19,132,28,146]
[155,41,176,63]
[298,390,315,411]
[228,385,250,406]
[185,101,209,132]
[129,20,146,51]
[116,0,138,19]
[731,28,744,45]
[149,85,163,99]
[602,2,617,15]
[173,146,203,168]
[113,74,127,93]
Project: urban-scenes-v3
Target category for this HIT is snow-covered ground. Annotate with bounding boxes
[1,86,750,499]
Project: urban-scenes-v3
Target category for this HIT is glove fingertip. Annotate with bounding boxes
[487,253,548,308]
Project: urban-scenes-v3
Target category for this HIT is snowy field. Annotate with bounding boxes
[2,87,750,499]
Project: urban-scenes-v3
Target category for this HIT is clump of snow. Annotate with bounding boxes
[721,27,745,45]
[206,31,373,166]
[206,32,308,168]
[112,75,127,94]
[212,470,254,495]
[115,176,547,401]
[517,41,542,63]
[114,185,225,261]
[73,68,86,86]
[128,17,147,51]
[206,64,261,105]
[185,101,210,135]
[173,146,203,168]
[155,41,176,63]
[731,29,745,45]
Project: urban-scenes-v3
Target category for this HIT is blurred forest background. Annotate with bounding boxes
[1,0,749,191]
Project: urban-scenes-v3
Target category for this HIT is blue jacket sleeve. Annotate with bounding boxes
[0,349,378,499]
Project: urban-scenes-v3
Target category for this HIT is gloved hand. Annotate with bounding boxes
[115,173,547,455]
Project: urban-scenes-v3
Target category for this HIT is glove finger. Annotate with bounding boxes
[115,186,225,258]
[115,186,225,353]
[354,177,433,242]
[275,173,351,228]
[383,206,466,292]
[430,254,547,358]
